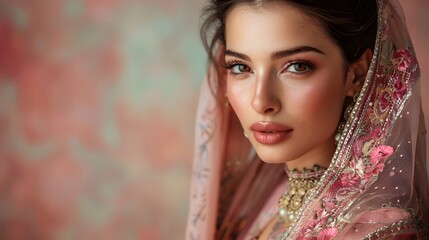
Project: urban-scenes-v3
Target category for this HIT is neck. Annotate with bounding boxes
[285,135,336,171]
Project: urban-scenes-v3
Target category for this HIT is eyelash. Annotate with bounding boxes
[224,60,251,73]
[223,59,315,75]
[283,60,315,75]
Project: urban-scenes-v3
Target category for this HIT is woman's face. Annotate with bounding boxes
[224,2,358,169]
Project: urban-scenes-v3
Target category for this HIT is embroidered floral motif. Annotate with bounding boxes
[392,74,407,100]
[340,160,366,188]
[302,145,393,239]
[367,146,393,176]
[393,49,413,72]
[376,88,392,115]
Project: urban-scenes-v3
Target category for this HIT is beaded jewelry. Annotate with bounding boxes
[278,165,326,222]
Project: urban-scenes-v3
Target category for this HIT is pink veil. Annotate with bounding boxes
[186,0,429,239]
[186,49,285,239]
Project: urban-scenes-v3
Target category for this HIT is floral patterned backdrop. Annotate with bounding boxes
[0,0,427,239]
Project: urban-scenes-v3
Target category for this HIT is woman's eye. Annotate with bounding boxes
[285,62,312,74]
[232,64,250,73]
[225,63,252,74]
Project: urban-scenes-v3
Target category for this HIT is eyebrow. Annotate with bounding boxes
[224,46,325,61]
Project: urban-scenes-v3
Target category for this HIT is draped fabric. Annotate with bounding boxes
[186,0,429,239]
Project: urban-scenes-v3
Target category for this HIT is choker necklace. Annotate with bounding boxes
[278,165,326,222]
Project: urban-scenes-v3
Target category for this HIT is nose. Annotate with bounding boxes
[251,72,281,115]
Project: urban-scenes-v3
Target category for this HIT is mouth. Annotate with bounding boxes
[250,122,293,145]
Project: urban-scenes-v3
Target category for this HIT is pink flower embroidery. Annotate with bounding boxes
[352,138,364,158]
[317,228,338,240]
[377,89,392,113]
[370,87,393,124]
[393,49,412,72]
[392,74,408,100]
[340,160,365,188]
[340,171,361,188]
[352,128,383,158]
[370,145,394,163]
[365,145,394,177]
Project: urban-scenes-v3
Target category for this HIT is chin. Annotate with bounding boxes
[252,141,318,166]
[254,147,296,165]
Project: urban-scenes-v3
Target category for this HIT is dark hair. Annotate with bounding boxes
[200,0,378,99]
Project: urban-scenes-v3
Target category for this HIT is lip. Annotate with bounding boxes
[250,122,293,145]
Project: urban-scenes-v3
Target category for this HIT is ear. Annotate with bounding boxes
[345,49,373,97]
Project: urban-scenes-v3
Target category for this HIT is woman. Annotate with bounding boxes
[187,0,429,239]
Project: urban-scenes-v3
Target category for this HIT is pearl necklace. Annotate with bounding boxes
[278,165,326,222]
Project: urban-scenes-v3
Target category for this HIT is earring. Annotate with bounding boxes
[335,121,346,144]
[343,96,356,120]
[335,94,358,144]
[224,95,230,108]
[243,131,248,139]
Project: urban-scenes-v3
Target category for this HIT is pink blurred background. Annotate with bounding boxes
[0,0,427,239]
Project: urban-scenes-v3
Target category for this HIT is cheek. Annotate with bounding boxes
[290,75,345,126]
[227,81,252,118]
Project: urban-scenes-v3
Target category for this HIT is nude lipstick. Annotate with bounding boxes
[250,122,293,145]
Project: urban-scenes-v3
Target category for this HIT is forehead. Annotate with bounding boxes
[225,2,337,55]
